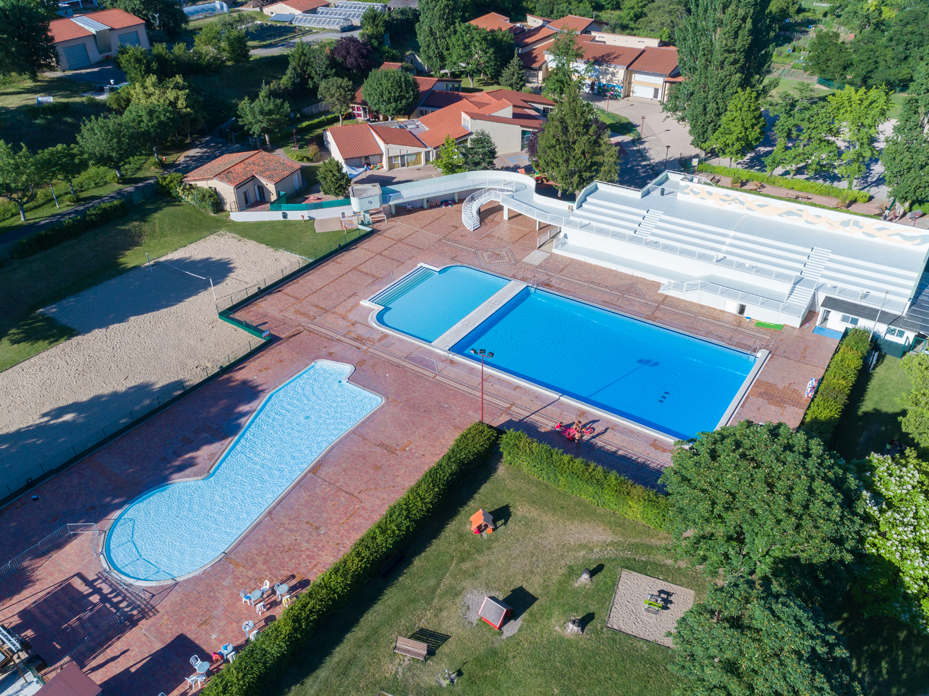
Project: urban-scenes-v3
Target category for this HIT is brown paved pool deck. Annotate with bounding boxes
[0,203,838,695]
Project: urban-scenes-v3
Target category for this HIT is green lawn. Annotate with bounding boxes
[282,462,706,696]
[594,108,639,138]
[0,198,358,371]
[831,355,913,461]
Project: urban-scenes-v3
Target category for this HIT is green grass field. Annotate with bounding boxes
[0,198,357,371]
[282,462,705,696]
[831,355,913,461]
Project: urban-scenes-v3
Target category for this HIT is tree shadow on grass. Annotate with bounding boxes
[277,458,499,694]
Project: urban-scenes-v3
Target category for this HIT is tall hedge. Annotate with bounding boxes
[203,422,499,696]
[802,328,871,444]
[697,163,870,203]
[498,430,670,531]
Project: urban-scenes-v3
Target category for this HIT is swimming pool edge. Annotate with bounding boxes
[99,359,387,587]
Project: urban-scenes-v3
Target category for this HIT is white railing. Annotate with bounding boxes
[463,187,515,230]
[386,178,525,204]
[660,279,807,317]
[0,523,99,580]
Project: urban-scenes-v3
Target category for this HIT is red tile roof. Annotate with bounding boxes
[468,12,514,32]
[184,151,302,187]
[628,46,680,76]
[419,90,468,109]
[519,42,550,69]
[326,123,382,159]
[575,37,644,67]
[465,112,545,129]
[547,15,597,33]
[515,24,555,47]
[416,103,472,147]
[50,17,91,42]
[50,8,145,42]
[484,88,555,108]
[370,124,428,148]
[267,0,330,12]
[379,62,405,70]
[354,74,444,113]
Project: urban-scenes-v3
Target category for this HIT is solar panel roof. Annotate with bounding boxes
[292,14,351,27]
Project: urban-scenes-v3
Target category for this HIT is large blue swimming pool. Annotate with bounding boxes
[105,361,382,582]
[374,266,757,440]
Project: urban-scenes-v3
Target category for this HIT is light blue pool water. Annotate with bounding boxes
[377,266,508,342]
[105,361,382,582]
[375,266,756,440]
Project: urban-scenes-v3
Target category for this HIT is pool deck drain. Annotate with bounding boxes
[431,280,526,351]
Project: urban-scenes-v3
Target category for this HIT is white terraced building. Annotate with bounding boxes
[547,172,929,348]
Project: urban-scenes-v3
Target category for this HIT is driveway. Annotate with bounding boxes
[250,29,361,56]
[44,63,127,86]
[586,95,700,176]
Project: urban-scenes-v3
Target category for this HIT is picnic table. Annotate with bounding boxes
[394,636,428,661]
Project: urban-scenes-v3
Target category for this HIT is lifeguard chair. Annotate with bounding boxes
[478,596,512,630]
[470,509,495,535]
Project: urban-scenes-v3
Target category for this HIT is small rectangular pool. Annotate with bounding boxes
[371,266,760,440]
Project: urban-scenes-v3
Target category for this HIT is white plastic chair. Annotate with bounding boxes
[255,601,266,616]
[262,580,270,591]
[240,590,249,604]
[189,655,200,668]
[225,650,236,663]
[248,629,260,642]
[186,674,206,691]
[282,594,293,608]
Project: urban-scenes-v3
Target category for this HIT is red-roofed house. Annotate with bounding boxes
[49,9,149,70]
[468,12,517,33]
[468,13,557,86]
[327,88,555,170]
[546,14,602,33]
[183,151,305,211]
[543,34,680,102]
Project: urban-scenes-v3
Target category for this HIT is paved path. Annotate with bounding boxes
[250,29,361,56]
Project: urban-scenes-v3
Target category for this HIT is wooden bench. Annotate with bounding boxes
[393,637,428,661]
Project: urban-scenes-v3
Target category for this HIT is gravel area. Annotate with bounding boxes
[462,589,493,627]
[0,233,298,495]
[606,570,694,648]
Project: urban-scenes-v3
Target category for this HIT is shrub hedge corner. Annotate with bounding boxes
[12,199,129,259]
[802,328,872,444]
[697,163,870,203]
[498,430,670,531]
[203,422,499,696]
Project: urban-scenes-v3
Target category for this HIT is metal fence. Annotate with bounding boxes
[0,523,98,580]
[215,256,313,313]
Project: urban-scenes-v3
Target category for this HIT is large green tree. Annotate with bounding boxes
[900,352,929,447]
[318,157,351,197]
[882,63,929,206]
[461,130,497,171]
[282,41,332,95]
[530,86,617,195]
[318,77,354,126]
[664,0,775,148]
[76,114,140,179]
[829,84,891,190]
[360,5,386,45]
[104,0,187,38]
[707,88,766,165]
[361,68,418,118]
[238,87,290,146]
[124,74,205,138]
[764,93,839,178]
[38,144,86,197]
[661,421,865,581]
[0,141,42,221]
[543,30,585,100]
[115,44,158,83]
[432,135,465,175]
[807,30,853,85]
[0,0,57,79]
[416,0,463,74]
[671,579,863,696]
[499,51,526,92]
[124,102,178,159]
[863,450,929,631]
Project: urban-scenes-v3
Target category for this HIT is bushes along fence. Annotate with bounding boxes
[802,328,872,444]
[498,430,671,531]
[203,422,500,696]
[11,199,129,259]
[697,163,870,203]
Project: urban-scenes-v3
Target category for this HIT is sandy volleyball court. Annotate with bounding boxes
[0,232,298,495]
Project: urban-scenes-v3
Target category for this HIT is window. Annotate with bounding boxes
[521,130,533,149]
[242,189,250,206]
[256,185,266,202]
[887,327,906,338]
[840,314,859,326]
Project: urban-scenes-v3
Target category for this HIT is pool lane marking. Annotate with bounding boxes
[431,280,526,350]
